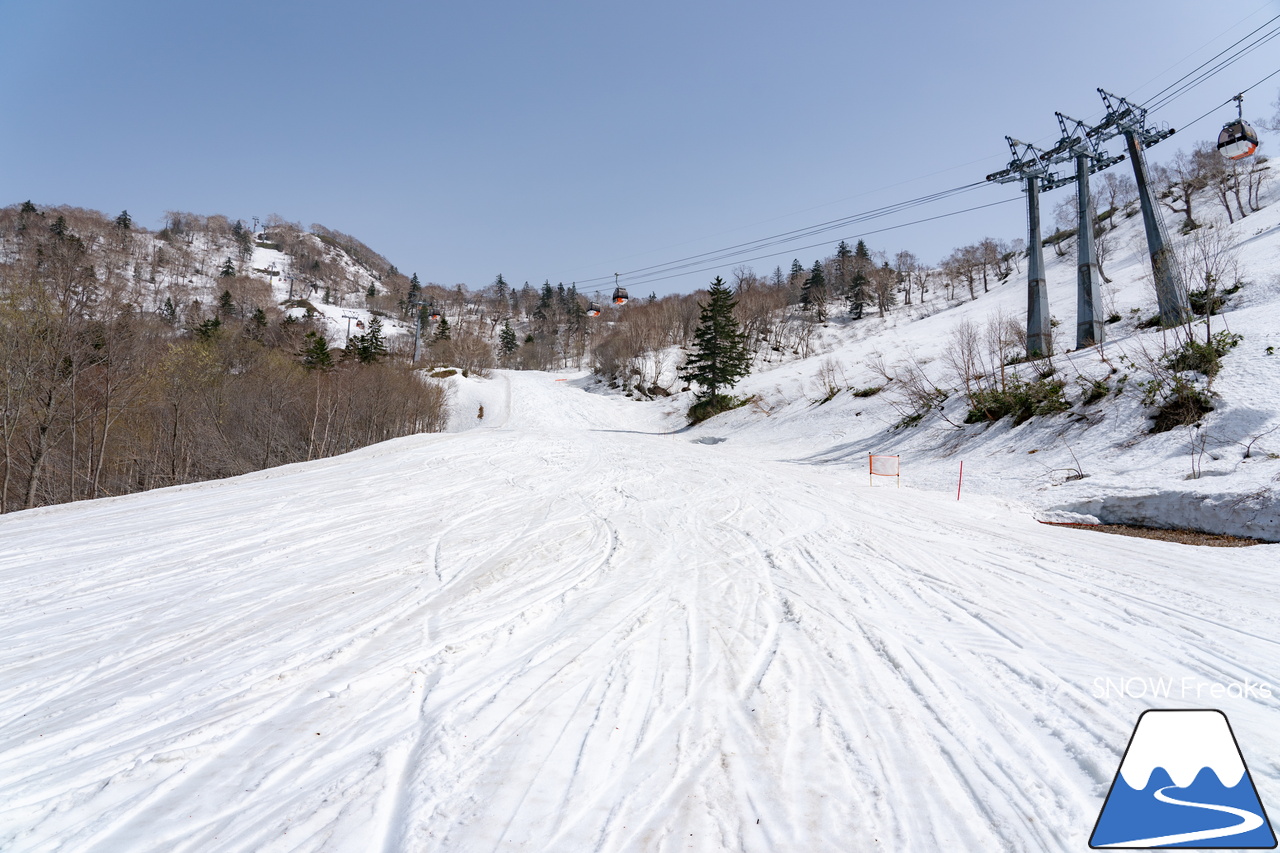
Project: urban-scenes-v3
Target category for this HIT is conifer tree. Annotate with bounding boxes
[849,241,871,320]
[219,258,236,278]
[802,259,828,321]
[834,240,853,300]
[849,270,868,319]
[358,317,388,363]
[300,331,334,370]
[218,289,236,315]
[433,316,451,341]
[194,317,222,341]
[160,297,177,325]
[114,210,132,230]
[248,307,268,336]
[499,320,518,362]
[789,258,804,285]
[680,277,751,400]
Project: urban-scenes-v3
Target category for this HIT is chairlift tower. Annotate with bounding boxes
[1093,89,1190,327]
[1044,112,1125,349]
[985,138,1058,356]
[409,299,426,364]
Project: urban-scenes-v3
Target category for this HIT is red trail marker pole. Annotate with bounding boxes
[956,461,964,501]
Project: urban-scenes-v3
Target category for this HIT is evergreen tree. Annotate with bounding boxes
[194,317,221,341]
[218,289,236,316]
[232,220,252,259]
[493,273,508,300]
[680,277,751,399]
[849,270,868,319]
[789,258,804,284]
[849,240,872,319]
[366,283,377,299]
[534,281,553,322]
[834,240,853,297]
[49,215,68,238]
[499,320,518,361]
[248,307,269,336]
[20,200,37,215]
[802,259,828,321]
[433,316,451,341]
[408,273,421,303]
[300,331,334,370]
[358,317,388,363]
[114,210,132,230]
[160,297,177,325]
[219,257,236,278]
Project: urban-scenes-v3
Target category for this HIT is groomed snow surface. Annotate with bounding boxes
[2,366,1278,852]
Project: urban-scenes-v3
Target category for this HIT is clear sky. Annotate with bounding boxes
[3,0,1278,297]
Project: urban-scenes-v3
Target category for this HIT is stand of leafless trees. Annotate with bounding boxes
[1,204,448,514]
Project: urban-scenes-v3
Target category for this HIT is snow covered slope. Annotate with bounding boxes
[2,370,1278,852]
[676,182,1280,540]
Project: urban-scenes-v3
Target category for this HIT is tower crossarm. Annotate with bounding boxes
[985,136,1060,186]
[1097,88,1176,148]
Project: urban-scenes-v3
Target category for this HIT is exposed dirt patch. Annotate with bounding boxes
[1040,522,1269,547]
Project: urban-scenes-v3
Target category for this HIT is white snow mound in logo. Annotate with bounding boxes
[1119,710,1246,790]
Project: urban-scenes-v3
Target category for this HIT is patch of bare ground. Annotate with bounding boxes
[1040,522,1270,547]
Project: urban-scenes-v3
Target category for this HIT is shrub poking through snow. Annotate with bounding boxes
[1148,377,1215,433]
[687,394,748,425]
[963,377,1069,426]
[1165,331,1242,378]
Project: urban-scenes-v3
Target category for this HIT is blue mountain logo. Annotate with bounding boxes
[1091,709,1276,848]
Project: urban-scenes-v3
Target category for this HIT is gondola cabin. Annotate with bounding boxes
[1218,118,1259,160]
[428,307,441,321]
[586,301,601,317]
[612,287,628,305]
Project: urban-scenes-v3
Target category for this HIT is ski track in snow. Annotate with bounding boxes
[1,371,1278,852]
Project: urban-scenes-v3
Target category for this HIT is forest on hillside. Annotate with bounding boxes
[0,204,447,514]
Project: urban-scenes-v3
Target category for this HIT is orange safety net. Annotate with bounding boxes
[869,454,900,486]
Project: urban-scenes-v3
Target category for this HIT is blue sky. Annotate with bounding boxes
[2,0,1278,296]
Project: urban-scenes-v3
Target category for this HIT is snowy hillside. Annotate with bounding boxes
[2,363,1279,851]
[669,178,1280,540]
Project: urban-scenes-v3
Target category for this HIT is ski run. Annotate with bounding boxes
[2,364,1278,851]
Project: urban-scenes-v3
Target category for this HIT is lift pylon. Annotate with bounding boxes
[986,138,1060,357]
[1094,89,1190,327]
[1050,112,1124,349]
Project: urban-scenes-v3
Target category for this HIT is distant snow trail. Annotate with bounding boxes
[1,370,1278,852]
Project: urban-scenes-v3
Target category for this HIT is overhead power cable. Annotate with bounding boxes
[574,181,988,287]
[617,197,1020,289]
[1141,15,1280,112]
[1167,64,1280,134]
